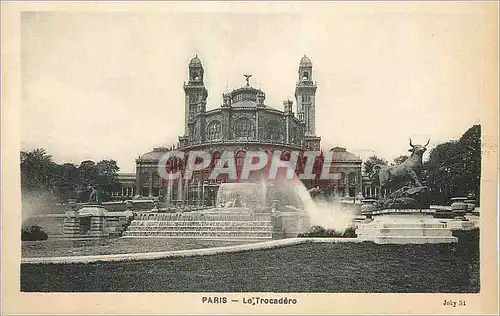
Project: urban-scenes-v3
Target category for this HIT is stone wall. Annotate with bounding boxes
[63,206,134,238]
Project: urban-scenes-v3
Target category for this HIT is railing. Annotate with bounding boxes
[178,139,306,150]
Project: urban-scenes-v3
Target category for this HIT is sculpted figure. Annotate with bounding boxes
[88,185,99,204]
[372,138,429,190]
[244,74,252,86]
[371,139,431,209]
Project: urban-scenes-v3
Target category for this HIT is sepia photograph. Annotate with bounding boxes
[2,1,498,315]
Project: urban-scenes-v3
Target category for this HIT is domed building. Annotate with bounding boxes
[116,55,362,206]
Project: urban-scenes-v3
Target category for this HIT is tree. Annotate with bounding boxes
[76,159,121,202]
[363,155,388,175]
[20,149,123,203]
[422,125,481,205]
[457,124,481,199]
[77,160,99,191]
[392,155,409,166]
[20,148,58,192]
[95,160,121,201]
[53,163,80,201]
[96,160,120,176]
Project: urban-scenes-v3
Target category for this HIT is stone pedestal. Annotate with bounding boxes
[356,209,457,244]
[63,205,134,238]
[451,197,468,220]
[464,193,476,215]
[350,199,376,228]
[360,199,377,219]
[440,218,477,231]
[63,200,81,237]
[63,212,80,236]
[444,196,476,230]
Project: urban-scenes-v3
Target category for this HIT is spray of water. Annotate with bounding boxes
[21,190,59,225]
[290,177,356,233]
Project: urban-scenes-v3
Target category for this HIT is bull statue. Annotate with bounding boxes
[372,138,429,190]
[370,139,431,209]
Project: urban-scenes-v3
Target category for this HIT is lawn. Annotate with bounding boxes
[20,230,479,293]
[22,237,249,258]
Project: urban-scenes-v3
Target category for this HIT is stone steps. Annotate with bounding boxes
[127,226,272,232]
[123,230,272,238]
[355,213,458,244]
[124,218,274,239]
[357,228,454,237]
[129,220,272,226]
[134,214,260,221]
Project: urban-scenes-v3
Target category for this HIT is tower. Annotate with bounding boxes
[183,55,208,137]
[294,55,317,136]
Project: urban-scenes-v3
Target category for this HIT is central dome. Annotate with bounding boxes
[230,85,265,107]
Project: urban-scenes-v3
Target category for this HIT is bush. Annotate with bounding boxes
[298,225,357,238]
[342,226,357,238]
[21,225,48,241]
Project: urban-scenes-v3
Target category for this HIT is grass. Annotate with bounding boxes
[22,237,249,258]
[20,230,479,293]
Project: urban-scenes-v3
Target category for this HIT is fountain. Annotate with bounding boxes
[122,179,310,239]
[121,174,362,240]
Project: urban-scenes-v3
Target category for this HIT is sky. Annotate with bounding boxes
[21,4,489,173]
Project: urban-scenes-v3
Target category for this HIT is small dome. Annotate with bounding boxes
[189,55,202,67]
[300,55,312,67]
[139,147,169,161]
[328,147,361,162]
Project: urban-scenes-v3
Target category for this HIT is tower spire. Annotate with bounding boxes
[295,55,317,136]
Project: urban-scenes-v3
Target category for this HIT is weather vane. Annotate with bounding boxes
[244,74,252,87]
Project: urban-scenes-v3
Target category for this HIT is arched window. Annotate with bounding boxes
[266,120,283,142]
[233,117,255,139]
[290,126,297,144]
[191,71,200,81]
[206,120,222,141]
[192,122,200,141]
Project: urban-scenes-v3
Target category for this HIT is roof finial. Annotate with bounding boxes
[244,73,252,87]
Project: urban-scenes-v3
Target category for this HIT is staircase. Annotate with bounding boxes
[122,212,274,240]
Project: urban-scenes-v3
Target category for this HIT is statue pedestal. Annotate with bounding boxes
[439,196,478,231]
[356,209,457,244]
[439,218,477,231]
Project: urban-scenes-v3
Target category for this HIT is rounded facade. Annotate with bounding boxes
[129,55,362,206]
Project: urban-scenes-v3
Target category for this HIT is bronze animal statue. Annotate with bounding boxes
[371,138,429,191]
